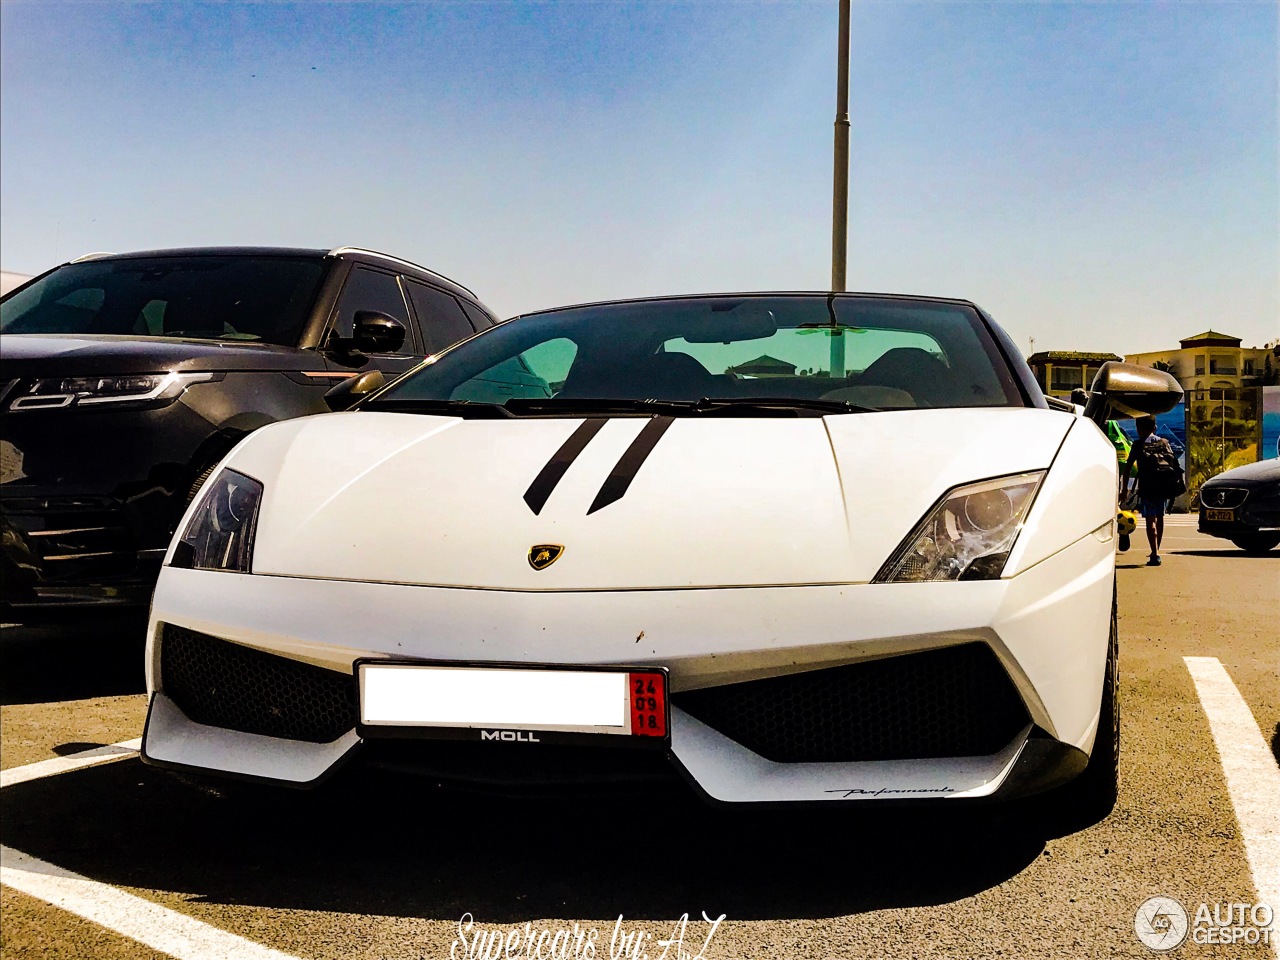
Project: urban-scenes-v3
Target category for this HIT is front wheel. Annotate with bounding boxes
[1230,534,1280,554]
[1048,587,1119,821]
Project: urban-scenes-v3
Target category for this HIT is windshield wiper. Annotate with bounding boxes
[502,397,698,416]
[363,398,514,418]
[368,395,876,419]
[503,397,875,417]
[689,397,877,415]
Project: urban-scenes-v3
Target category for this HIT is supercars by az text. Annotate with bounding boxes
[141,293,1181,814]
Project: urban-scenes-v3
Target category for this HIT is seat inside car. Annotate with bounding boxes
[851,346,958,407]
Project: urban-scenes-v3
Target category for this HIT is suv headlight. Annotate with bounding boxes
[169,469,263,573]
[9,372,216,411]
[875,472,1045,583]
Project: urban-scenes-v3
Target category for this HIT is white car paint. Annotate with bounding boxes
[199,406,1077,590]
[145,400,1118,802]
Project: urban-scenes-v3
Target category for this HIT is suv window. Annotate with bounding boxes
[404,280,475,354]
[330,267,415,355]
[458,298,494,332]
[0,256,326,345]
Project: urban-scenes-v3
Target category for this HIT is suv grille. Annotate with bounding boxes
[0,496,135,582]
[674,643,1028,763]
[160,624,355,743]
[1200,486,1248,509]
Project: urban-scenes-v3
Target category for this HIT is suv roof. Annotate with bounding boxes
[69,246,478,301]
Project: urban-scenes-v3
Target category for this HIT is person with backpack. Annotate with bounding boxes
[1120,417,1186,566]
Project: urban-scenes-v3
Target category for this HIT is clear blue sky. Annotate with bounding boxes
[1,1,1275,355]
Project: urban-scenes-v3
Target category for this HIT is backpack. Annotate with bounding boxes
[1138,436,1186,499]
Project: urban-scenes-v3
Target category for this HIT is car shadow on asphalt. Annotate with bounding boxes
[0,757,1081,922]
[0,613,147,705]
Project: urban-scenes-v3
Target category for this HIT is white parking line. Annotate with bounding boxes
[1185,657,1280,928]
[0,738,141,789]
[0,740,302,960]
[0,846,299,960]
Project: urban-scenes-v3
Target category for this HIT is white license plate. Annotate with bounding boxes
[356,661,668,741]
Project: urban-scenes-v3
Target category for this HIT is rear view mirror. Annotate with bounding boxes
[1083,362,1183,425]
[352,311,406,354]
[683,306,776,343]
[324,369,386,411]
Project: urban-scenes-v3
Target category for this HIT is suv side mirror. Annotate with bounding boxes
[324,369,386,411]
[352,310,406,354]
[1082,362,1183,425]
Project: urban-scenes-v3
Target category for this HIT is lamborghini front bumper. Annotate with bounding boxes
[142,529,1114,804]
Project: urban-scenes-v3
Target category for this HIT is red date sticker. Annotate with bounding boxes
[629,672,667,737]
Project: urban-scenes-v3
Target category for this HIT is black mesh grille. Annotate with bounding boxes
[160,623,355,743]
[674,643,1029,763]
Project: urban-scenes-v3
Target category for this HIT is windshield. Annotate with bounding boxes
[369,295,1024,415]
[0,255,327,345]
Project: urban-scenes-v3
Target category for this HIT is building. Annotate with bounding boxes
[1025,351,1122,400]
[0,271,31,296]
[1127,331,1278,484]
[727,355,797,377]
[1125,331,1271,393]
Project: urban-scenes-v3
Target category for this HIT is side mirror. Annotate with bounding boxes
[352,311,406,354]
[324,369,386,411]
[1082,362,1183,425]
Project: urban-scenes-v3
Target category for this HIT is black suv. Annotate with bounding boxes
[0,246,496,612]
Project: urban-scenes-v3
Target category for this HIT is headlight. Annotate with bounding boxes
[874,471,1045,583]
[169,469,263,573]
[9,372,216,411]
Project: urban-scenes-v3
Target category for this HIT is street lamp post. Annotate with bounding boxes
[831,0,851,294]
[828,0,851,379]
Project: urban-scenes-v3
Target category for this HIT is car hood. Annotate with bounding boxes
[228,407,1077,590]
[1201,458,1280,486]
[0,334,319,376]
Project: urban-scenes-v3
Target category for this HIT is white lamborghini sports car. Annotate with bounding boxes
[142,293,1181,812]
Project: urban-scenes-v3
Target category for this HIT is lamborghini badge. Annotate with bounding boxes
[528,544,564,570]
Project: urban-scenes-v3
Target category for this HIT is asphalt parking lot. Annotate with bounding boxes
[1,519,1276,960]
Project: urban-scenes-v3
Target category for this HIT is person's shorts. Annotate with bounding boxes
[1139,497,1167,520]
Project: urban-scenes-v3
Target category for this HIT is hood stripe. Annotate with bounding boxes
[587,416,675,515]
[523,418,608,515]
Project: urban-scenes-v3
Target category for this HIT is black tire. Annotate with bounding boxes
[1230,534,1280,554]
[1050,587,1119,821]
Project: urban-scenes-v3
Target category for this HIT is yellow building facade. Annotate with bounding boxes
[1125,330,1270,393]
